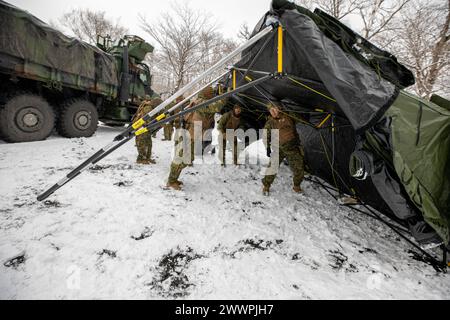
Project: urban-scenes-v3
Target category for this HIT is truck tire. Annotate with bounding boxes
[58,99,98,138]
[0,93,55,143]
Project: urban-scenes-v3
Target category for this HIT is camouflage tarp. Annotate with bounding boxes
[0,1,119,88]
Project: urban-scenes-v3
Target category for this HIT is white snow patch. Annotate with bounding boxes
[0,127,449,299]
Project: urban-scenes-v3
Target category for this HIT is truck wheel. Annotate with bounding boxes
[0,93,55,143]
[58,99,98,138]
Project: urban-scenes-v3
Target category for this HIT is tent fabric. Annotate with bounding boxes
[230,1,450,245]
[237,5,399,133]
[269,0,415,89]
[0,0,118,86]
[386,92,450,243]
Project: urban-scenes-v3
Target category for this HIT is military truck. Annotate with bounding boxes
[0,1,155,143]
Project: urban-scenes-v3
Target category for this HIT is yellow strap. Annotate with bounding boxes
[135,127,149,136]
[237,93,267,107]
[245,75,253,82]
[132,118,145,129]
[277,26,283,73]
[288,76,337,103]
[317,114,331,128]
[232,69,236,90]
[156,114,166,121]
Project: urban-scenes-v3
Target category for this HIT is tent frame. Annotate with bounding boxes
[37,22,286,201]
[36,15,449,270]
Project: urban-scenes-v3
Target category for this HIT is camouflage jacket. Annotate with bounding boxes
[217,111,244,133]
[264,112,300,147]
[185,98,226,136]
[132,101,153,123]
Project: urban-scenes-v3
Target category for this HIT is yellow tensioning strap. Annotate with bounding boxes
[237,93,267,107]
[232,69,237,90]
[245,75,253,82]
[156,114,166,121]
[132,118,145,130]
[316,114,331,128]
[135,127,149,136]
[288,76,336,103]
[277,26,283,73]
[132,113,165,130]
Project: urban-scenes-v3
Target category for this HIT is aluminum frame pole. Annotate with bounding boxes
[130,25,276,129]
[167,69,231,114]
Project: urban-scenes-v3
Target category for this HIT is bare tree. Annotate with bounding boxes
[293,0,314,10]
[140,2,216,91]
[295,0,409,39]
[317,0,361,20]
[381,0,449,98]
[140,2,237,94]
[59,9,128,44]
[294,0,361,19]
[357,0,411,40]
[237,23,252,41]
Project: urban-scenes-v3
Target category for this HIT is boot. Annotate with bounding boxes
[407,216,443,249]
[293,185,303,193]
[136,159,150,165]
[262,185,270,196]
[339,196,359,205]
[148,158,156,164]
[166,181,182,191]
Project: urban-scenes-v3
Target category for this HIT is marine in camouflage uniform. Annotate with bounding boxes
[262,102,305,195]
[166,87,225,190]
[162,122,174,141]
[162,96,185,141]
[133,97,163,164]
[217,103,244,166]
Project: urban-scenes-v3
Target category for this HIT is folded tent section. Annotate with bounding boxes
[231,0,449,246]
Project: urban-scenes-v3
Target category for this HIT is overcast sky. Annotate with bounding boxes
[7,0,274,42]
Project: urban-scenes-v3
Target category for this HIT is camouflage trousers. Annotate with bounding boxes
[136,132,153,161]
[219,135,238,165]
[262,140,304,187]
[163,124,173,141]
[167,136,195,184]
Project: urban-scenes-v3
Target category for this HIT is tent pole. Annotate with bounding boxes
[307,176,447,272]
[140,73,275,134]
[277,25,283,73]
[233,68,272,75]
[166,70,230,114]
[131,24,277,131]
[236,30,277,88]
[37,73,275,201]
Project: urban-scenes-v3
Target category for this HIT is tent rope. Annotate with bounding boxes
[306,176,448,273]
[287,76,337,103]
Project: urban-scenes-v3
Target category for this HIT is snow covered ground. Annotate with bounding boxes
[0,126,449,299]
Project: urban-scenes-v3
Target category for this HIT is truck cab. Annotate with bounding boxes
[97,35,155,126]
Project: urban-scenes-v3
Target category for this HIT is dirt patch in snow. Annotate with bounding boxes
[148,246,204,298]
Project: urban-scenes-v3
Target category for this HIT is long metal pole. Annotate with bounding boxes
[166,70,230,114]
[131,25,276,128]
[36,24,278,202]
[37,73,275,201]
[139,74,274,135]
